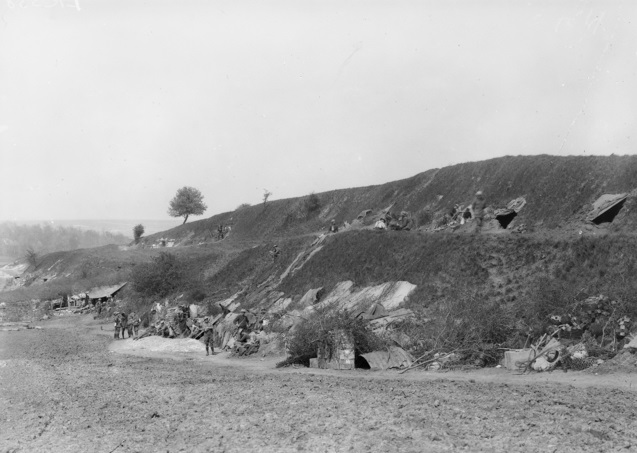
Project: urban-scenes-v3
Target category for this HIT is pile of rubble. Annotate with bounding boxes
[129,300,273,358]
[504,295,635,373]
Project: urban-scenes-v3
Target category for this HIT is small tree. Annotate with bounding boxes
[133,224,145,243]
[168,186,207,224]
[262,189,272,210]
[25,248,38,268]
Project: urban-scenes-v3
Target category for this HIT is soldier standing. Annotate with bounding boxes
[113,312,122,340]
[120,312,128,338]
[202,317,215,356]
[270,244,281,262]
[472,191,487,232]
[234,309,249,330]
[127,311,141,338]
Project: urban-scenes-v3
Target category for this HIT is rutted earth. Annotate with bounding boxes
[1,316,637,453]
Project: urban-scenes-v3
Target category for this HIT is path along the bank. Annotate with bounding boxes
[1,314,636,453]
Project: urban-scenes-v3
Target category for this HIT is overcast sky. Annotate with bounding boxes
[1,0,635,221]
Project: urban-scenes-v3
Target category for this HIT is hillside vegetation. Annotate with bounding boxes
[3,155,637,358]
[139,155,637,248]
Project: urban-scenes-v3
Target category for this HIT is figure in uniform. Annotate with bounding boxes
[113,312,122,339]
[202,317,215,356]
[127,311,141,338]
[119,312,128,339]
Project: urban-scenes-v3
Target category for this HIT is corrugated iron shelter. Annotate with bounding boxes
[88,282,127,303]
[359,346,414,371]
[588,193,628,224]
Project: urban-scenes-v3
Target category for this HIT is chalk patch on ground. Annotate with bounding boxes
[111,337,205,353]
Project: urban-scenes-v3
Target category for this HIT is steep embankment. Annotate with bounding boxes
[6,155,637,337]
[141,155,637,248]
[206,229,637,316]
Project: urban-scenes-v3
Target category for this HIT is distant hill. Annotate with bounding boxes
[0,222,131,260]
[5,219,180,237]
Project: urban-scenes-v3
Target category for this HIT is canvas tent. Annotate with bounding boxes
[587,193,628,224]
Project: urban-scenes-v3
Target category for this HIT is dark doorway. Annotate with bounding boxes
[355,355,371,369]
[592,199,626,225]
[496,211,517,229]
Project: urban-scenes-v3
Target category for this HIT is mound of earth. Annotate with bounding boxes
[590,349,637,375]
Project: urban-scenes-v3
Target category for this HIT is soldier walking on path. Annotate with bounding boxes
[202,317,215,356]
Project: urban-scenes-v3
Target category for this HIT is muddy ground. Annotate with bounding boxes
[1,316,637,453]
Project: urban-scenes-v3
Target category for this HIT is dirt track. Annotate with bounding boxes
[1,316,637,453]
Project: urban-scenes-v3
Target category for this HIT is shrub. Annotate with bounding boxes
[303,192,321,217]
[416,209,432,228]
[188,287,207,302]
[131,252,185,298]
[133,224,145,243]
[277,306,386,367]
[399,285,520,364]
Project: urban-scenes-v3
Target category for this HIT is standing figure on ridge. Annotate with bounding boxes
[472,191,487,232]
[270,244,280,263]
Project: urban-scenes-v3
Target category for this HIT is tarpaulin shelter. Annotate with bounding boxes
[494,197,526,229]
[587,193,628,224]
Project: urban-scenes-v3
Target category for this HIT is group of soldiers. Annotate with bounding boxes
[438,191,487,232]
[113,302,267,358]
[130,305,217,356]
[113,311,141,339]
[230,308,265,356]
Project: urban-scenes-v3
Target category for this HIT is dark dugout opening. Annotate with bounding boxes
[592,199,626,225]
[496,211,517,229]
[355,355,371,369]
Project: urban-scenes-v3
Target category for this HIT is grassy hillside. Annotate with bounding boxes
[139,155,637,249]
[4,154,637,353]
[0,244,233,305]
